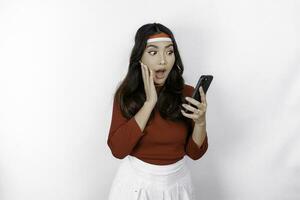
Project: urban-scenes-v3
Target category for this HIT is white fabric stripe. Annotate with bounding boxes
[147,37,172,43]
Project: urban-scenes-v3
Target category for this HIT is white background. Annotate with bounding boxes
[0,0,299,199]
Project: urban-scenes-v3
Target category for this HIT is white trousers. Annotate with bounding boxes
[108,155,196,200]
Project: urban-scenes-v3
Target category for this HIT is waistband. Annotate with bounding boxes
[127,155,186,176]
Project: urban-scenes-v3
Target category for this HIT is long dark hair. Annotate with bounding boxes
[113,22,190,126]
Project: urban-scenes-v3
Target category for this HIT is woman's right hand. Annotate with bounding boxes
[139,61,157,107]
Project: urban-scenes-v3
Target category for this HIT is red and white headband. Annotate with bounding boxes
[147,32,172,43]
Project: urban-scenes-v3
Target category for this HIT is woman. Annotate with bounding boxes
[107,22,208,200]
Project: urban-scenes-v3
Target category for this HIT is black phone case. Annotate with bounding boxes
[185,75,213,114]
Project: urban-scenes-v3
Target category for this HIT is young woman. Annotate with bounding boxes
[107,22,208,200]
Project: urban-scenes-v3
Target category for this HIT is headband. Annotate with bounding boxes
[147,32,172,43]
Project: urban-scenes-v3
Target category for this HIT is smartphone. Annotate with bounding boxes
[184,75,213,114]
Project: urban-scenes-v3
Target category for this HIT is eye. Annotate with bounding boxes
[167,50,174,55]
[148,51,157,56]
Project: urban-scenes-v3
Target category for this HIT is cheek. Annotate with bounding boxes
[142,59,156,70]
[167,53,175,61]
[166,59,175,69]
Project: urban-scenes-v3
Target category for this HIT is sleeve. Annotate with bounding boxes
[183,84,209,160]
[185,123,209,160]
[107,98,144,159]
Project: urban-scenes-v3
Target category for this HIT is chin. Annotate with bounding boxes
[154,79,165,85]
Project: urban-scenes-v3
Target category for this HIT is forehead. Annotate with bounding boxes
[145,41,174,49]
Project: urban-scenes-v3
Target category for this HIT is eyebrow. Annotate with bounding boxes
[146,44,174,49]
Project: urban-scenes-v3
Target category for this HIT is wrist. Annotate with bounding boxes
[195,122,206,127]
[144,101,156,108]
[194,119,206,127]
[144,101,155,110]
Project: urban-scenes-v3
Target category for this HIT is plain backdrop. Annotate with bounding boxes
[0,0,299,199]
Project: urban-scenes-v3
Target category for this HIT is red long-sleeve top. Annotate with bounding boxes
[107,84,208,165]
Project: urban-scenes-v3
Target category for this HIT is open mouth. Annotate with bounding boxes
[155,69,166,79]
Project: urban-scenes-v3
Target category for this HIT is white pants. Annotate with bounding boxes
[108,155,196,200]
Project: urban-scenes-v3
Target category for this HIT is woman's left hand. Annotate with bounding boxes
[181,86,207,126]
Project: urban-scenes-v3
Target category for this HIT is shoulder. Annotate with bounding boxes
[183,83,195,97]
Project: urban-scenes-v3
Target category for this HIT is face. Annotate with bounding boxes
[140,41,175,86]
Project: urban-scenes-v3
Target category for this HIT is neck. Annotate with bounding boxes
[155,84,164,92]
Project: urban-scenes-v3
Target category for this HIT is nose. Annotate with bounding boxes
[159,52,166,65]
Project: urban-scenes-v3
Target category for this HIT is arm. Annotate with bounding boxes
[183,84,209,160]
[185,119,208,160]
[107,99,155,159]
[134,101,155,132]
